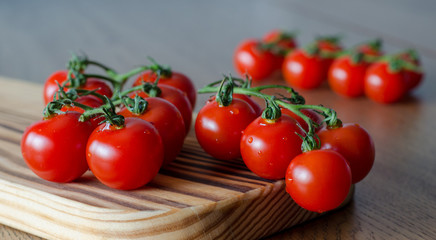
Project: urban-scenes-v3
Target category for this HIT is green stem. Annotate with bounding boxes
[115,66,150,82]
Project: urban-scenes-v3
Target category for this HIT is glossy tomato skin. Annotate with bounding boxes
[86,118,164,190]
[234,39,276,81]
[21,112,94,183]
[262,29,298,70]
[240,115,303,179]
[43,70,113,104]
[285,149,352,213]
[364,62,407,103]
[195,98,258,160]
[132,85,192,134]
[133,71,196,108]
[61,96,104,128]
[280,108,323,132]
[119,97,185,165]
[282,49,325,89]
[318,123,375,184]
[399,52,423,91]
[328,56,369,98]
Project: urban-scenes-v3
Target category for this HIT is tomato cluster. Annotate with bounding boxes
[21,55,195,190]
[234,32,424,104]
[196,76,375,213]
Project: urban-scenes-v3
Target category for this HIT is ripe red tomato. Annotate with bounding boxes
[240,115,303,179]
[262,30,298,70]
[132,85,192,134]
[364,61,407,103]
[282,49,326,89]
[280,108,323,132]
[195,97,258,160]
[133,70,196,108]
[21,112,94,183]
[285,149,352,213]
[398,51,423,90]
[234,39,276,81]
[119,97,185,165]
[43,70,113,104]
[328,55,369,98]
[86,117,164,190]
[356,40,383,57]
[61,96,104,128]
[318,123,375,184]
[316,37,343,72]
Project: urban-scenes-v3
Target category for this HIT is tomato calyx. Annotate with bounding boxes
[147,57,173,78]
[101,97,125,128]
[121,95,148,115]
[215,76,235,107]
[261,97,282,121]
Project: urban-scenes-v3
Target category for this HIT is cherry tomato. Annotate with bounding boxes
[132,85,192,134]
[285,149,352,213]
[86,117,164,190]
[282,49,325,89]
[234,39,276,81]
[398,51,423,90]
[119,97,185,165]
[133,70,196,108]
[262,30,298,70]
[195,97,258,160]
[240,115,303,179]
[364,61,407,103]
[61,96,104,128]
[328,55,369,98]
[21,112,94,183]
[280,108,323,132]
[43,70,113,104]
[316,37,343,73]
[318,123,375,184]
[356,39,383,57]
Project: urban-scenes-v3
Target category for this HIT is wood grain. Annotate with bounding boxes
[0,76,353,239]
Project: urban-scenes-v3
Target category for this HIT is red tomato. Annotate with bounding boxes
[285,149,352,213]
[61,96,104,128]
[86,117,164,190]
[357,40,383,57]
[195,97,258,160]
[43,70,113,104]
[282,49,326,89]
[133,70,196,108]
[21,112,94,183]
[280,108,323,132]
[262,30,298,70]
[119,97,185,165]
[398,51,423,90]
[234,39,276,81]
[328,55,369,98]
[132,85,192,134]
[240,115,303,179]
[318,123,375,184]
[364,61,407,103]
[317,37,343,72]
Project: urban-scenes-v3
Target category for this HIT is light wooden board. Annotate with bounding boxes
[0,76,353,240]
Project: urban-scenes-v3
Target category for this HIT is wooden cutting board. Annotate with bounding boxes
[0,76,353,240]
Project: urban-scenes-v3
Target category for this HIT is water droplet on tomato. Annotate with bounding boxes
[248,137,253,143]
[258,151,262,156]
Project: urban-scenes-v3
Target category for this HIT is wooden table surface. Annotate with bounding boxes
[1,0,435,239]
